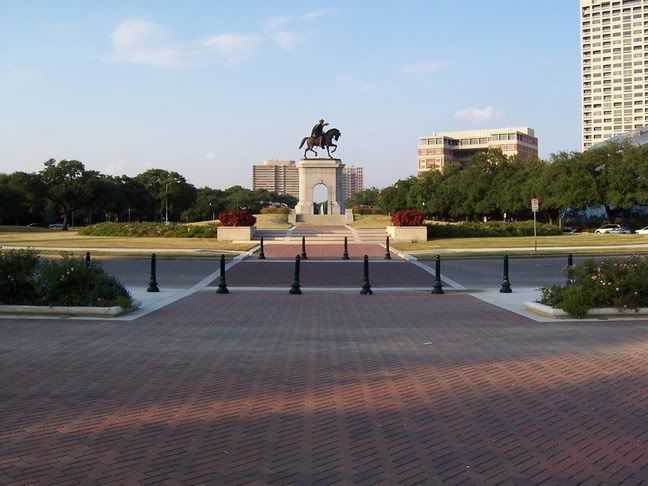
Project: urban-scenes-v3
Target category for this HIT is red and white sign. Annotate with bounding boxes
[531,198,539,212]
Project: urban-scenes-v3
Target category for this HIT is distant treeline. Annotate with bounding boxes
[0,159,297,229]
[347,143,648,224]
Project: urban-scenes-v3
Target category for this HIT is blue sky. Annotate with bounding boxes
[0,0,581,188]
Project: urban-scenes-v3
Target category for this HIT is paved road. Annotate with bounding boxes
[421,254,617,289]
[98,257,221,289]
[1,292,647,484]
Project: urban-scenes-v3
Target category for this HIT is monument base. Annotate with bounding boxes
[295,158,346,216]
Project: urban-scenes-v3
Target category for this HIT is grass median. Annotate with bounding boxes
[0,227,255,253]
[392,233,648,256]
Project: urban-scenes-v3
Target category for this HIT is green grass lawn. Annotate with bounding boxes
[350,214,392,228]
[0,226,255,252]
[393,233,648,255]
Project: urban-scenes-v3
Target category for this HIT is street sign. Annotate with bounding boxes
[531,198,539,212]
[531,198,539,253]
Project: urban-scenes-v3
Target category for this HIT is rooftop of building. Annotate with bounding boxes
[419,127,535,141]
[259,159,296,166]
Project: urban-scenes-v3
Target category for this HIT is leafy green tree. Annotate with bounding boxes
[134,169,197,222]
[346,187,381,208]
[40,159,92,230]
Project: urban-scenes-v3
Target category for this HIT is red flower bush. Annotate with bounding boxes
[218,210,257,227]
[391,209,425,226]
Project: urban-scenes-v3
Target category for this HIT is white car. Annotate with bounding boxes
[636,226,648,235]
[594,224,632,234]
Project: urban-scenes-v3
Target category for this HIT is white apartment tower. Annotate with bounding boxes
[581,0,648,150]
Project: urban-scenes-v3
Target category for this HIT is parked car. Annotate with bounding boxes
[636,226,648,235]
[27,222,47,228]
[48,223,64,229]
[594,224,632,234]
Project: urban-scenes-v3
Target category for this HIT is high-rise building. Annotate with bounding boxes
[252,160,299,198]
[416,128,538,174]
[342,165,364,201]
[580,0,648,150]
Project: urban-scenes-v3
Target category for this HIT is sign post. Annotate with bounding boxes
[531,198,539,253]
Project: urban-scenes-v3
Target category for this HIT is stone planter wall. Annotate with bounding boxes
[217,225,256,241]
[386,225,427,242]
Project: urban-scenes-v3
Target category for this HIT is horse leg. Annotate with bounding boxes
[330,143,337,153]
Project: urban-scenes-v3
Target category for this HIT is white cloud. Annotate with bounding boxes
[401,61,446,74]
[301,9,336,20]
[270,31,308,53]
[204,151,216,161]
[454,106,497,124]
[203,33,262,64]
[110,19,187,67]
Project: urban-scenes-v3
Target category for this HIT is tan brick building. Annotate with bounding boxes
[417,127,539,174]
[252,160,299,197]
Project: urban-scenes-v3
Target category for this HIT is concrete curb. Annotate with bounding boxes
[0,299,142,318]
[525,301,648,319]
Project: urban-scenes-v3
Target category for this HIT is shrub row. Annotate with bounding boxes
[542,256,648,318]
[0,250,132,307]
[427,221,562,238]
[79,222,219,238]
[259,207,289,215]
[391,210,426,226]
[218,210,256,227]
[352,205,383,215]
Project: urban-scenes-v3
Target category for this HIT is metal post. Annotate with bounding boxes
[499,255,512,293]
[342,236,350,260]
[431,255,444,294]
[84,251,90,269]
[259,236,266,260]
[216,254,229,294]
[533,211,538,253]
[566,253,573,285]
[301,236,308,260]
[289,255,302,294]
[147,253,159,292]
[360,255,373,295]
[384,236,392,260]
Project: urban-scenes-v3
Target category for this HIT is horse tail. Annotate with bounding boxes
[299,137,308,149]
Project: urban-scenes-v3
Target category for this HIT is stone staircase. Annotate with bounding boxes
[295,214,348,225]
[350,227,388,243]
[256,224,388,243]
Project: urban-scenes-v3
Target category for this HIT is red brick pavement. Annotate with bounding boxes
[1,293,648,484]
[262,243,393,260]
[219,261,434,288]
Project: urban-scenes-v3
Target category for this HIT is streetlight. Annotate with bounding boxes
[164,180,173,225]
[209,202,215,220]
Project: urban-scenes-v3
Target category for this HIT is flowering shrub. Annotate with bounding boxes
[218,210,257,227]
[0,251,131,308]
[352,205,383,215]
[541,256,648,318]
[391,210,425,226]
[79,222,218,238]
[259,206,289,214]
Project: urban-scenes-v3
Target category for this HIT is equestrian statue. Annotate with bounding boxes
[298,119,342,159]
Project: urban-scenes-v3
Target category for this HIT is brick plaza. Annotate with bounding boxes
[1,291,648,484]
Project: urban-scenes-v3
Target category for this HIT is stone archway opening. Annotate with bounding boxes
[312,183,329,215]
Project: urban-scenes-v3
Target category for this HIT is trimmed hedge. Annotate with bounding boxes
[427,221,562,238]
[0,250,132,308]
[259,206,289,214]
[79,222,219,238]
[541,256,648,318]
[352,205,383,215]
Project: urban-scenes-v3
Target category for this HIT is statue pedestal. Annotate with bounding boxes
[294,158,346,216]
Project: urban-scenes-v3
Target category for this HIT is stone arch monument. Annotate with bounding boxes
[294,158,346,215]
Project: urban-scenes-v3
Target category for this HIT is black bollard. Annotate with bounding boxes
[146,253,159,292]
[301,236,308,260]
[342,236,350,260]
[84,251,91,268]
[566,253,573,285]
[289,255,302,294]
[431,255,444,295]
[216,254,229,294]
[258,236,266,260]
[499,255,512,293]
[384,236,392,260]
[360,255,373,295]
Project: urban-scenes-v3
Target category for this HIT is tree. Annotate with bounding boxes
[40,159,92,230]
[134,169,197,222]
[346,187,381,207]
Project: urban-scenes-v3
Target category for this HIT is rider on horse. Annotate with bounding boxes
[311,119,329,148]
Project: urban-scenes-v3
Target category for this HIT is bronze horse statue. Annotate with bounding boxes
[299,128,341,159]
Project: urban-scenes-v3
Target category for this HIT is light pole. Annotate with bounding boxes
[209,202,215,220]
[165,181,171,225]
